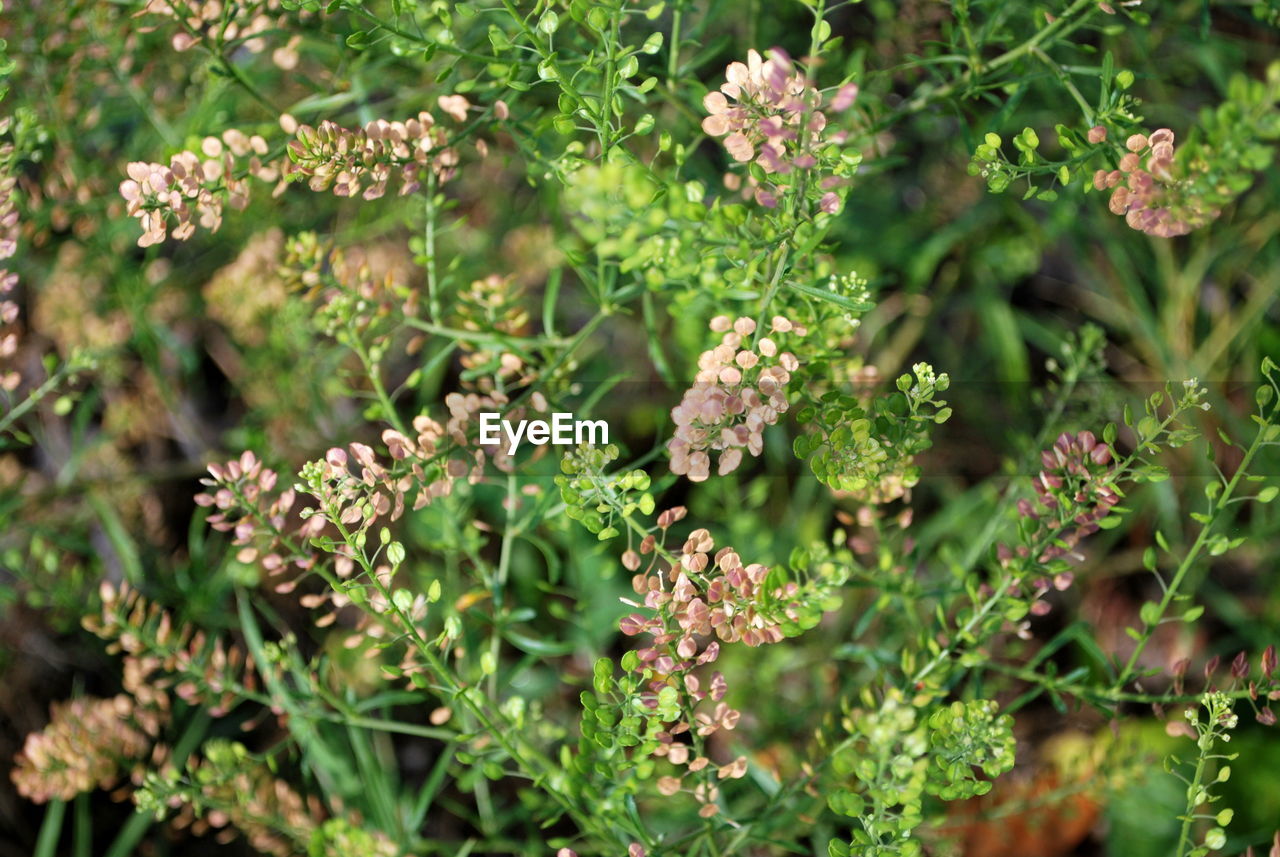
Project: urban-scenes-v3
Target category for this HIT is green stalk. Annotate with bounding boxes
[1112,420,1267,691]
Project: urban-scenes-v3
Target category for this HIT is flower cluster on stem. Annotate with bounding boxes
[11,695,159,803]
[286,101,479,200]
[119,131,277,246]
[1094,129,1213,237]
[703,48,858,211]
[615,515,843,816]
[668,315,804,482]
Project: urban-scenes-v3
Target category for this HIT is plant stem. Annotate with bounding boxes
[1175,735,1210,857]
[667,3,683,87]
[881,0,1098,127]
[751,244,791,346]
[1112,419,1266,691]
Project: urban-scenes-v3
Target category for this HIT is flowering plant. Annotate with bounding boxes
[3,1,1280,856]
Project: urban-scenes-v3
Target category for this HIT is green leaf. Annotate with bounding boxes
[503,629,576,656]
[787,280,875,312]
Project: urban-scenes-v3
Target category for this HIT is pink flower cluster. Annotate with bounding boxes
[0,133,20,392]
[985,431,1117,634]
[11,695,154,803]
[195,451,322,593]
[668,315,804,482]
[287,99,482,200]
[119,131,278,246]
[88,581,259,719]
[702,48,857,210]
[194,446,454,664]
[618,521,807,814]
[1003,431,1119,567]
[1093,129,1213,237]
[623,527,805,652]
[120,99,492,246]
[303,391,544,539]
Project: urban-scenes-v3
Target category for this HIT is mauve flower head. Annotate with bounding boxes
[617,522,841,799]
[119,129,277,246]
[1005,430,1119,567]
[1101,127,1218,237]
[702,48,858,210]
[668,316,805,481]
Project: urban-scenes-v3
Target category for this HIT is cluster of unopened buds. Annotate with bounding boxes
[86,581,259,719]
[668,315,804,482]
[11,694,158,803]
[1002,430,1118,569]
[119,130,278,246]
[287,97,491,199]
[1093,128,1213,237]
[702,47,857,210]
